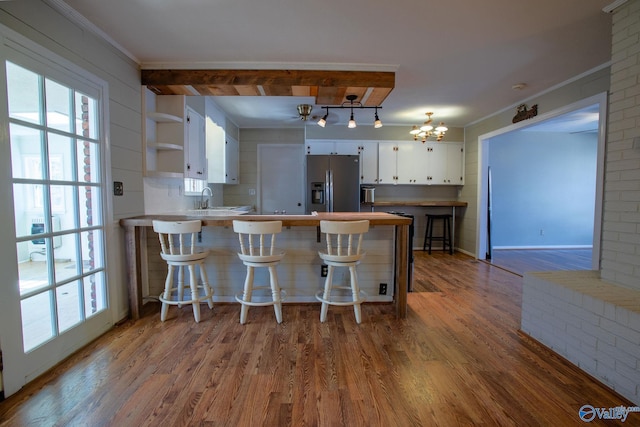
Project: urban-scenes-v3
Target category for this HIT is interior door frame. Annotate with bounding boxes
[476,92,608,270]
[257,143,305,214]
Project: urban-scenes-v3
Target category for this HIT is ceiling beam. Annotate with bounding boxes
[141,69,395,105]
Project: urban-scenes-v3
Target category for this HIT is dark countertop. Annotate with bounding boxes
[370,200,467,207]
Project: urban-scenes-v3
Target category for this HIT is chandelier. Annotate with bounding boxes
[410,112,448,142]
[317,94,382,129]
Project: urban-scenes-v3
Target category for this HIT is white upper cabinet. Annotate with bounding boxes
[377,142,397,184]
[424,141,465,185]
[378,142,426,184]
[224,135,239,184]
[377,140,464,185]
[206,98,239,184]
[184,107,206,179]
[305,140,360,155]
[143,88,186,178]
[359,142,378,184]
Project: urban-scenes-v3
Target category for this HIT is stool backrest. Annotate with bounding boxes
[233,220,282,257]
[152,220,202,256]
[320,220,369,256]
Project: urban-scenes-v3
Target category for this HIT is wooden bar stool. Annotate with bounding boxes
[152,220,214,323]
[423,214,453,255]
[316,220,369,324]
[233,220,286,324]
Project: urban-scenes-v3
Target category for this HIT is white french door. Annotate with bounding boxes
[0,30,113,397]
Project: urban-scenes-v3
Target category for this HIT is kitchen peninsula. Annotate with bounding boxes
[120,212,412,320]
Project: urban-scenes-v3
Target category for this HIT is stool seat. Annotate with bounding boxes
[233,220,285,324]
[160,251,209,263]
[152,220,214,323]
[423,214,453,255]
[316,220,369,324]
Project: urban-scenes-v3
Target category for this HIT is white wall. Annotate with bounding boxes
[490,131,598,248]
[0,1,143,321]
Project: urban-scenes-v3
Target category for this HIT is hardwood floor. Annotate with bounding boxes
[488,248,593,276]
[0,252,633,426]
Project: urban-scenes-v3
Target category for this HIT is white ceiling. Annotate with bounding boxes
[58,0,613,130]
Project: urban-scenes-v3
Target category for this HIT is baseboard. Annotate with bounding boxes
[492,245,593,250]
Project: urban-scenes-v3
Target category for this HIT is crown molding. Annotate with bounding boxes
[44,0,139,63]
[603,0,628,13]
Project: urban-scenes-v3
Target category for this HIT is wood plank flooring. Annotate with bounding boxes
[488,248,593,277]
[0,251,634,426]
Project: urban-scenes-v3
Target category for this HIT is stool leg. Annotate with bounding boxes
[189,265,201,323]
[199,262,214,309]
[423,217,429,251]
[177,265,185,308]
[268,266,283,324]
[240,266,254,324]
[160,265,174,321]
[428,217,434,255]
[447,217,453,254]
[320,265,334,322]
[349,265,362,324]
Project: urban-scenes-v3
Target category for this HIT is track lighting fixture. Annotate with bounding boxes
[410,112,448,142]
[317,107,329,127]
[317,94,383,129]
[374,107,382,128]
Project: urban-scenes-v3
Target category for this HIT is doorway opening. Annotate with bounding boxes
[476,93,607,275]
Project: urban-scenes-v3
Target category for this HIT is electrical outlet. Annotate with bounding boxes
[113,181,123,196]
[321,265,328,277]
[379,283,387,295]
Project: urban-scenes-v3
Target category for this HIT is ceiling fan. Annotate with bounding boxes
[296,104,313,121]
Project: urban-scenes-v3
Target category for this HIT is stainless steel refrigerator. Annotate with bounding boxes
[306,155,360,213]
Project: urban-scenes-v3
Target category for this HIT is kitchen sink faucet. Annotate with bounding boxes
[200,186,213,209]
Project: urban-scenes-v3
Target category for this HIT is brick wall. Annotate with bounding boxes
[601,1,640,289]
[522,271,640,404]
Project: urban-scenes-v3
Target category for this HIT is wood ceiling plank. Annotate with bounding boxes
[342,87,367,104]
[191,85,217,96]
[203,85,240,96]
[234,85,261,96]
[364,88,393,106]
[291,85,311,97]
[262,85,293,96]
[317,86,347,105]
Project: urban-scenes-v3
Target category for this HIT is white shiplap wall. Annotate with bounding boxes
[146,224,396,304]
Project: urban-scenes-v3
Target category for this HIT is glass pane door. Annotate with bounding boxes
[7,61,108,351]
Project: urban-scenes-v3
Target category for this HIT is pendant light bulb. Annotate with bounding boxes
[348,113,357,128]
[374,108,382,128]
